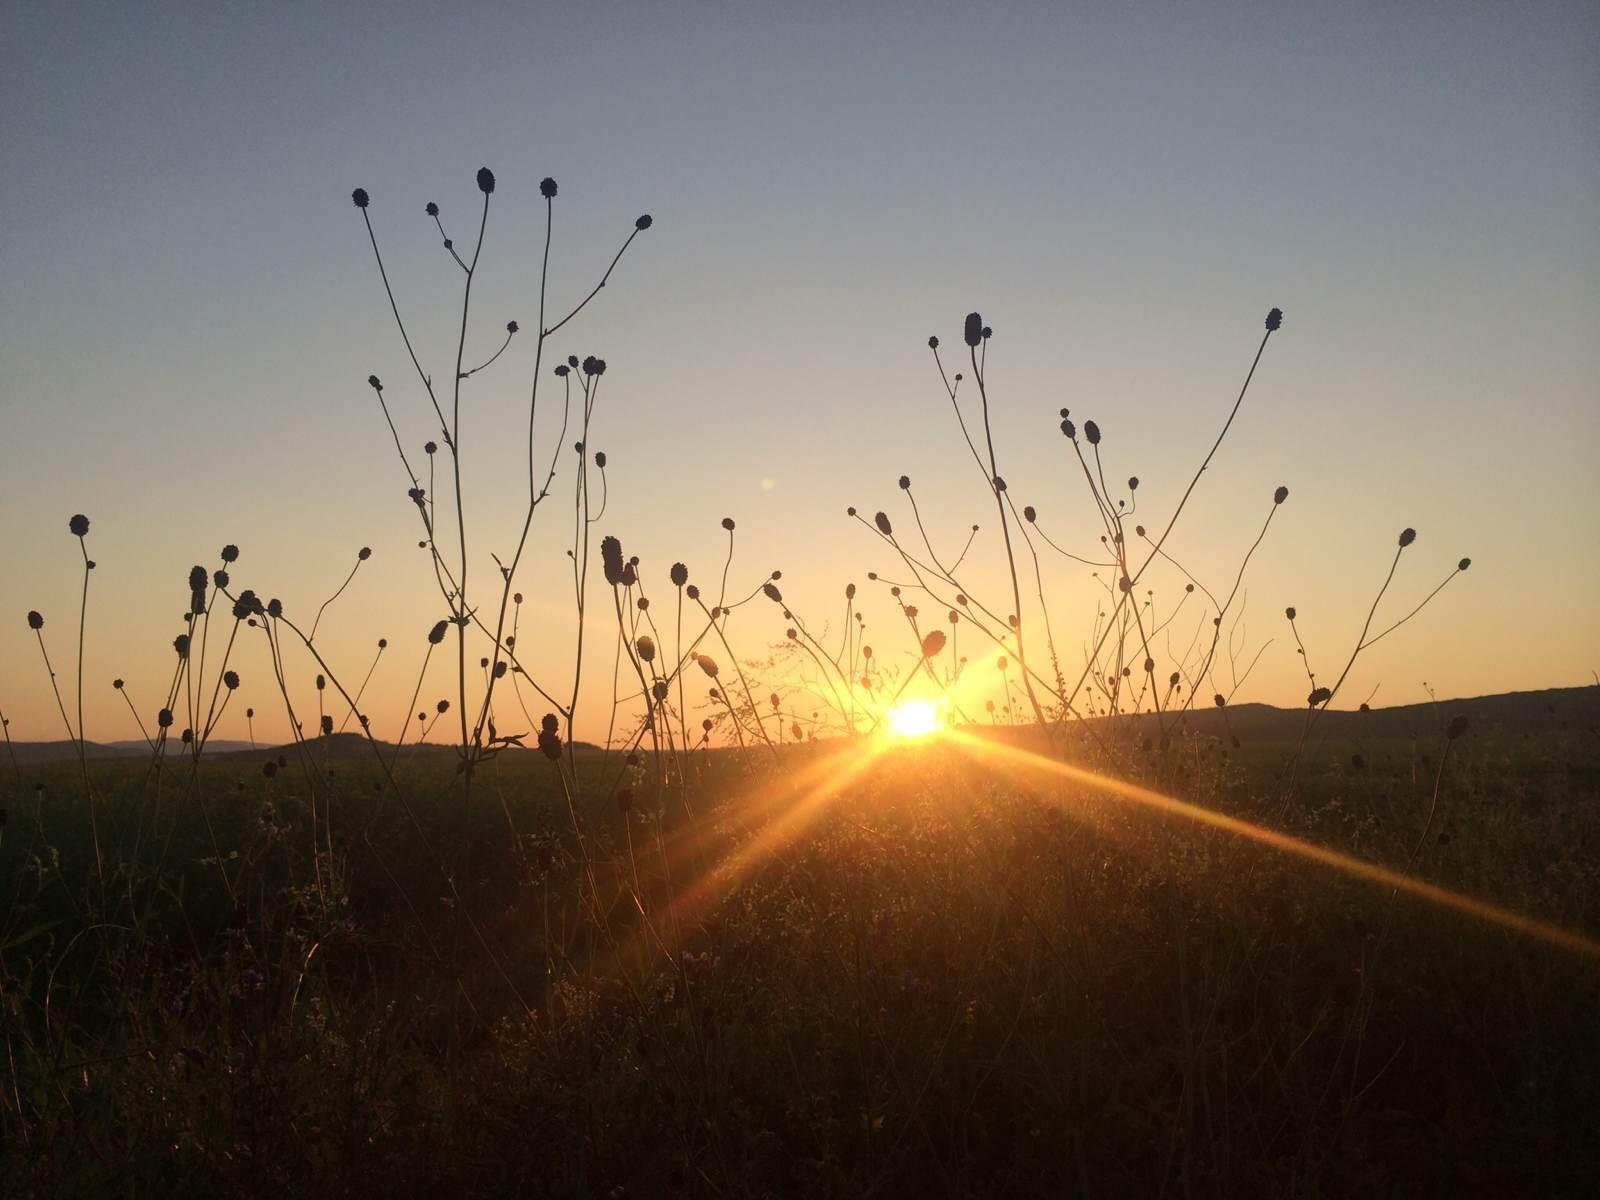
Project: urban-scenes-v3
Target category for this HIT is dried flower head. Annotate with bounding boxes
[476,167,496,194]
[1274,485,1289,504]
[266,598,283,618]
[636,635,656,663]
[221,544,239,563]
[540,177,558,199]
[158,707,174,728]
[1266,307,1283,331]
[600,535,625,586]
[320,715,334,736]
[428,619,448,645]
[27,610,43,630]
[1084,420,1101,445]
[1308,686,1332,707]
[69,514,90,536]
[721,517,736,531]
[1398,528,1416,548]
[635,214,653,230]
[426,201,439,217]
[697,654,720,678]
[874,512,893,536]
[1285,606,1297,620]
[928,335,939,349]
[921,630,947,658]
[964,312,983,348]
[670,562,688,587]
[763,582,783,604]
[1061,418,1076,439]
[351,188,370,209]
[174,634,190,658]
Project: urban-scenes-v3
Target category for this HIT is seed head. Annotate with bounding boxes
[1308,686,1332,707]
[476,167,496,194]
[69,514,90,536]
[1458,557,1471,571]
[1398,528,1416,548]
[874,511,893,536]
[266,598,283,618]
[964,312,983,348]
[1128,477,1139,491]
[763,582,783,604]
[1061,419,1076,439]
[1214,694,1226,708]
[697,654,719,678]
[320,715,334,736]
[174,634,190,658]
[1023,506,1036,522]
[928,336,939,350]
[351,188,370,209]
[540,177,558,199]
[113,678,124,689]
[221,544,240,563]
[670,562,688,587]
[426,201,439,217]
[636,635,656,663]
[158,708,174,729]
[1274,485,1289,504]
[921,630,946,658]
[1285,606,1297,620]
[600,536,625,586]
[27,610,43,630]
[845,582,856,599]
[1265,308,1283,332]
[1084,420,1101,445]
[635,214,652,230]
[721,517,735,531]
[428,619,448,645]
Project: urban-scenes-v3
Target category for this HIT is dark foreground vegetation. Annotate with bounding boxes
[3,699,1597,1197]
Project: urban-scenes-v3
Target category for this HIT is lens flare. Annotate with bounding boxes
[885,699,943,740]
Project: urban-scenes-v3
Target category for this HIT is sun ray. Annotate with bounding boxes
[941,728,1600,960]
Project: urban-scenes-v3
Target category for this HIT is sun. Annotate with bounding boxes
[884,698,944,741]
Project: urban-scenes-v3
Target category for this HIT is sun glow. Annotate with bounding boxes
[884,698,944,741]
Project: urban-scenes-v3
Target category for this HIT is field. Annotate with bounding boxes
[3,696,1597,1197]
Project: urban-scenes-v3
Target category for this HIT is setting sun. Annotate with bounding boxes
[884,698,944,741]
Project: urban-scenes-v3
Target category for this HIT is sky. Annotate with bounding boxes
[2,2,1597,746]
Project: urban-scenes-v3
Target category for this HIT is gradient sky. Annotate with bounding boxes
[2,2,1596,745]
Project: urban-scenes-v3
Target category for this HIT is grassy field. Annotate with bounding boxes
[3,710,1597,1197]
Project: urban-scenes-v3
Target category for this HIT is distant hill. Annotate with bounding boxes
[4,687,1594,765]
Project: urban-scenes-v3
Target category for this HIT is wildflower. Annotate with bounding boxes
[1458,557,1471,571]
[476,167,496,194]
[174,634,190,658]
[1128,477,1139,491]
[233,590,261,619]
[352,188,370,209]
[636,635,656,663]
[426,201,439,217]
[697,654,719,678]
[540,177,558,199]
[928,336,939,349]
[113,678,124,689]
[686,584,700,600]
[670,562,688,587]
[428,619,448,644]
[921,630,946,658]
[266,598,283,618]
[513,593,524,605]
[1308,687,1332,707]
[221,544,239,563]
[1274,485,1289,504]
[224,670,240,690]
[538,713,562,760]
[315,673,326,691]
[993,476,1007,491]
[964,312,983,347]
[874,512,893,536]
[763,582,783,604]
[1266,308,1283,331]
[554,364,569,377]
[158,708,174,728]
[69,514,89,536]
[1398,528,1416,548]
[424,440,437,455]
[1214,694,1226,707]
[601,536,625,585]
[1285,606,1297,620]
[845,582,856,599]
[1023,506,1036,522]
[506,319,519,334]
[1084,420,1101,445]
[27,611,43,630]
[213,569,229,590]
[721,517,735,531]
[246,707,254,718]
[1061,419,1076,439]
[635,214,652,230]
[437,699,450,713]
[898,475,911,490]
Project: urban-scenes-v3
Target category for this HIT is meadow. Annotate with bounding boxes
[2,167,1596,1197]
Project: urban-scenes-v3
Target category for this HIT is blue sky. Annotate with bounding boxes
[2,2,1596,740]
